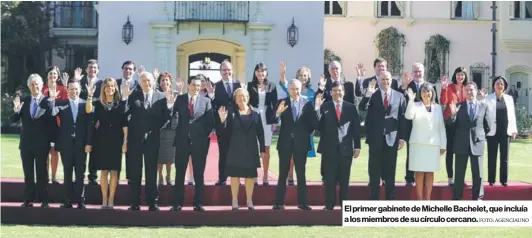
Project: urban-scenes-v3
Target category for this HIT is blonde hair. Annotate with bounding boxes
[99,77,121,105]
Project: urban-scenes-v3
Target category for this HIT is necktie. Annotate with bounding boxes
[189,97,194,117]
[31,97,38,118]
[226,83,232,95]
[469,102,475,121]
[336,103,341,121]
[383,93,389,111]
[292,100,298,121]
[144,93,149,109]
[71,101,78,123]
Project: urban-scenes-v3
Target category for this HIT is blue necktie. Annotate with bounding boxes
[469,103,475,121]
[71,101,78,123]
[31,98,38,118]
[226,83,232,95]
[292,100,298,121]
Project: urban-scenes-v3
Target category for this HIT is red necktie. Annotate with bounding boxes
[189,97,194,116]
[336,103,341,120]
[384,93,389,111]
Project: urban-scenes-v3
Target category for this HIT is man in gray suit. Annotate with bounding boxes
[448,82,491,200]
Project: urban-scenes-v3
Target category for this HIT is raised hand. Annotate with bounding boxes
[402,72,411,89]
[406,87,416,101]
[204,80,213,93]
[276,100,289,115]
[85,83,96,97]
[315,93,325,108]
[450,103,461,116]
[318,74,326,90]
[165,87,176,105]
[61,72,69,86]
[137,65,146,75]
[74,68,84,81]
[152,68,160,80]
[13,95,24,112]
[441,74,448,88]
[479,88,487,100]
[122,80,132,98]
[218,106,228,122]
[356,63,365,78]
[367,79,377,95]
[280,61,287,84]
[48,85,58,99]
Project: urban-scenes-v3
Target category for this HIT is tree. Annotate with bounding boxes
[1,1,64,93]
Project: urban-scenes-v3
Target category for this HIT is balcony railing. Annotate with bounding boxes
[174,1,250,23]
[53,1,98,28]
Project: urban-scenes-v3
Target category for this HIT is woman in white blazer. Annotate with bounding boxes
[405,82,447,200]
[485,76,517,187]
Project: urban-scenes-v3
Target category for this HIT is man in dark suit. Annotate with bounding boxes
[360,71,407,200]
[116,60,140,184]
[11,74,53,208]
[171,77,214,212]
[355,57,400,97]
[315,61,356,182]
[121,72,175,211]
[48,80,91,209]
[77,59,101,185]
[396,63,440,187]
[211,60,242,185]
[449,82,490,201]
[273,79,318,211]
[317,81,361,210]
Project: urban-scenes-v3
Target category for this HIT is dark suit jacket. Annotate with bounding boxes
[397,80,439,140]
[451,101,490,156]
[122,90,172,147]
[356,75,399,97]
[275,97,318,153]
[172,94,214,156]
[317,101,361,157]
[80,77,103,100]
[11,95,54,150]
[360,89,407,150]
[50,99,92,152]
[247,81,278,124]
[212,80,241,111]
[316,78,355,105]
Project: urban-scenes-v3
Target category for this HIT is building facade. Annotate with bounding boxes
[324,1,532,114]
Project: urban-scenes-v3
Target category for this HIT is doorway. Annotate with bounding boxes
[188,53,231,84]
[510,72,530,114]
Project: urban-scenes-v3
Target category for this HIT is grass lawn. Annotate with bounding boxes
[1,134,531,236]
[2,134,531,183]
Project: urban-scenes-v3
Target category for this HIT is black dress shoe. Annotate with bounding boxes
[272,205,285,210]
[170,205,182,211]
[41,202,50,208]
[149,204,160,211]
[128,205,141,211]
[77,203,86,209]
[60,203,73,208]
[193,205,205,212]
[502,183,508,187]
[489,182,494,186]
[21,202,33,207]
[215,180,226,186]
[298,205,312,210]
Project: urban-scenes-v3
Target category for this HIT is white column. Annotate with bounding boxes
[404,1,411,18]
[149,21,174,73]
[248,1,273,80]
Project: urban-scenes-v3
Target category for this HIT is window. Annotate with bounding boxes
[470,63,490,91]
[511,1,532,20]
[324,1,346,16]
[54,1,98,28]
[378,1,402,17]
[452,1,477,20]
[65,45,98,71]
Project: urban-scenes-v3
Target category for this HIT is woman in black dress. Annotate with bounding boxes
[86,77,127,209]
[217,88,265,210]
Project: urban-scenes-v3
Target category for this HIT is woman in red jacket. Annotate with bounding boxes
[440,67,468,187]
[42,66,68,184]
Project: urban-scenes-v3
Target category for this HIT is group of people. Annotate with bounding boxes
[12,56,517,212]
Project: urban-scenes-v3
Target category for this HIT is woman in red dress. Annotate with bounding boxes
[42,66,68,184]
[440,67,468,186]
